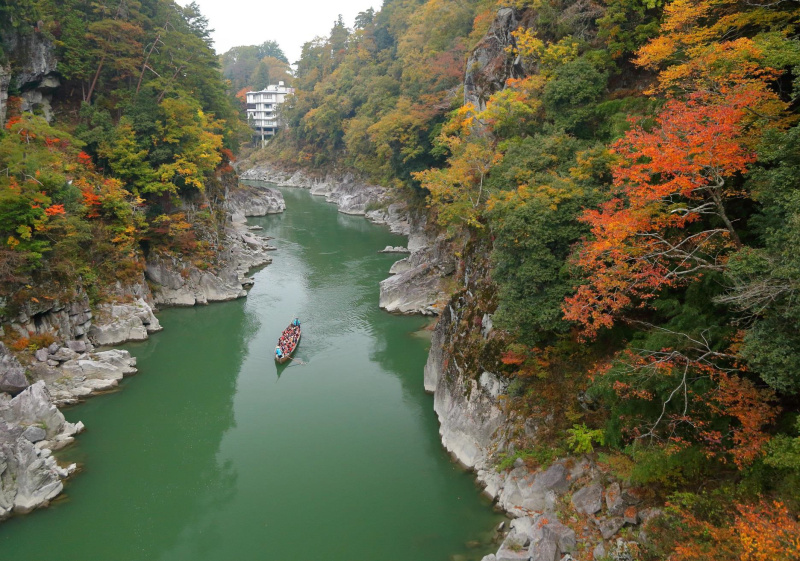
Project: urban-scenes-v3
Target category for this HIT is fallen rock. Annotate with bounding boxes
[0,343,28,395]
[597,517,625,540]
[593,542,606,560]
[571,483,603,516]
[50,347,78,363]
[529,537,559,561]
[21,426,46,443]
[66,340,88,353]
[542,521,576,553]
[605,482,624,516]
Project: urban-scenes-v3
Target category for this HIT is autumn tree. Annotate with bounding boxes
[563,86,783,338]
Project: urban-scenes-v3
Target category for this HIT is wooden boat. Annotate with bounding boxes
[275,318,301,364]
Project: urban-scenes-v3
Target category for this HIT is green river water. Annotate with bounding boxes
[0,184,505,560]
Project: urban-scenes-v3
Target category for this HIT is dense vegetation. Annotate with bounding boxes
[262,0,800,556]
[219,41,293,97]
[0,0,245,313]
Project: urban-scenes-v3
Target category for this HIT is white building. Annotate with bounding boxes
[246,81,294,142]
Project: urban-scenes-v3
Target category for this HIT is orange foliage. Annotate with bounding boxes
[44,204,66,217]
[702,371,778,468]
[81,188,102,218]
[672,500,800,561]
[563,86,780,338]
[10,337,30,351]
[77,151,94,169]
[605,348,778,467]
[235,86,250,102]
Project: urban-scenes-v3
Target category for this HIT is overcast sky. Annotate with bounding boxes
[185,0,383,64]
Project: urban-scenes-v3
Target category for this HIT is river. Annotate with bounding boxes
[0,184,505,560]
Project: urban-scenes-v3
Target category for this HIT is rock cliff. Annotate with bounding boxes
[0,381,82,519]
[425,264,659,561]
[0,28,60,125]
[378,212,455,315]
[225,182,286,221]
[464,7,524,111]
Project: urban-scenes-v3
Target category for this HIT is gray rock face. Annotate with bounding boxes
[423,309,447,393]
[542,521,576,553]
[379,261,444,315]
[146,196,275,308]
[464,8,524,110]
[366,202,412,236]
[48,349,138,405]
[1,30,59,123]
[379,215,455,315]
[146,254,247,307]
[571,483,603,516]
[0,343,28,395]
[0,382,76,440]
[529,538,559,561]
[497,528,531,561]
[430,306,508,471]
[7,295,94,345]
[226,183,285,219]
[0,381,82,518]
[0,64,10,126]
[89,298,162,346]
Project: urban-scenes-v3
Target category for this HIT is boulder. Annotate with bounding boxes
[529,537,559,561]
[537,463,569,494]
[571,483,603,516]
[21,425,46,443]
[66,340,87,353]
[50,347,78,362]
[637,508,662,525]
[0,343,28,394]
[597,517,625,540]
[605,482,624,516]
[542,521,576,553]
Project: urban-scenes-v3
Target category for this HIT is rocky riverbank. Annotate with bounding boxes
[426,289,661,561]
[0,182,285,522]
